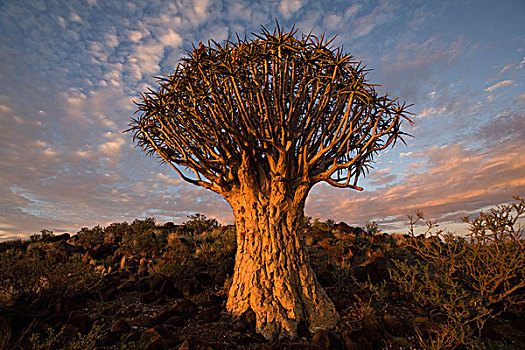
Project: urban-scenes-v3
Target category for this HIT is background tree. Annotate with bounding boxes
[128,24,412,340]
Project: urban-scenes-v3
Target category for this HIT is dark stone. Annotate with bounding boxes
[160,280,180,298]
[208,292,224,306]
[123,329,142,342]
[242,308,256,326]
[312,330,344,350]
[171,298,198,319]
[156,309,174,324]
[178,335,199,350]
[334,222,353,233]
[297,321,309,337]
[149,275,166,291]
[101,287,118,301]
[341,330,361,350]
[199,305,222,323]
[47,233,70,243]
[165,315,185,327]
[140,328,162,343]
[102,330,121,346]
[66,310,92,334]
[153,324,171,337]
[316,268,335,287]
[354,257,388,283]
[196,272,213,286]
[117,279,136,292]
[181,278,200,297]
[231,320,247,332]
[140,290,159,303]
[214,268,228,286]
[110,319,130,333]
[383,314,403,335]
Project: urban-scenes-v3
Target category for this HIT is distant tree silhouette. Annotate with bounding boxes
[128,24,412,339]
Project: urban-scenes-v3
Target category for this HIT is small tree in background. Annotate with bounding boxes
[128,24,412,339]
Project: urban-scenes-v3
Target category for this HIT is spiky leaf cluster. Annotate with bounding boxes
[128,25,412,194]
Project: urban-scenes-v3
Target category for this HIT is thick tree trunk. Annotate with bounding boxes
[225,178,339,340]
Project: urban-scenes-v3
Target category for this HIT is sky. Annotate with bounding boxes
[0,0,524,241]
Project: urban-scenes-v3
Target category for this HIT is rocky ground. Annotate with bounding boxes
[1,217,524,349]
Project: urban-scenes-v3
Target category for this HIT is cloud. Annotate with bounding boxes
[485,80,513,92]
[306,139,525,232]
[279,0,303,18]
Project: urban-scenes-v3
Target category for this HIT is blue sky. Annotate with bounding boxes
[1,0,524,240]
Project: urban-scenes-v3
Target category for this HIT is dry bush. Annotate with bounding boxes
[390,196,525,349]
[0,252,101,304]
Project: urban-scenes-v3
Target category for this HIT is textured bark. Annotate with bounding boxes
[225,170,339,340]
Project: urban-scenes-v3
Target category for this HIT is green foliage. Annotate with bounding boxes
[121,218,162,256]
[77,225,105,248]
[183,213,220,235]
[149,241,194,280]
[390,197,525,349]
[0,252,101,303]
[195,227,236,266]
[29,325,104,350]
[366,220,379,234]
[311,218,333,232]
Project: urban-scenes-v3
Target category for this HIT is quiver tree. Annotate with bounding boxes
[128,24,412,340]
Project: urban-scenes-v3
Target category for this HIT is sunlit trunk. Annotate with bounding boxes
[224,173,339,340]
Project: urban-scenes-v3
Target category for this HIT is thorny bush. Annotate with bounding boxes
[390,196,525,349]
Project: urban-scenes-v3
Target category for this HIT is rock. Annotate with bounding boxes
[341,330,361,350]
[66,311,92,334]
[140,290,159,303]
[242,308,256,326]
[334,222,354,233]
[123,329,142,342]
[231,319,247,332]
[414,316,429,325]
[160,280,180,298]
[110,319,130,333]
[178,335,197,350]
[118,275,138,292]
[140,328,162,344]
[315,268,335,287]
[165,315,185,327]
[317,237,335,250]
[199,305,222,323]
[171,299,198,319]
[101,287,118,301]
[383,314,403,335]
[340,233,356,243]
[155,309,174,324]
[47,233,71,243]
[305,228,331,246]
[178,335,213,350]
[196,272,213,286]
[208,292,224,306]
[354,257,388,283]
[365,247,385,260]
[214,268,228,286]
[312,330,344,349]
[149,275,166,291]
[181,278,200,297]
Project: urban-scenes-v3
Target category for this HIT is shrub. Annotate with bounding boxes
[77,226,105,249]
[195,226,236,266]
[0,252,101,304]
[29,324,104,350]
[183,213,219,235]
[121,218,162,256]
[390,196,525,349]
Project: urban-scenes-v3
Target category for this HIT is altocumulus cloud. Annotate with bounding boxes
[0,0,524,240]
